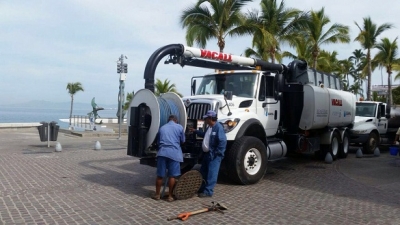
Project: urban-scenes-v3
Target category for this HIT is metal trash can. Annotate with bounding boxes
[49,121,59,141]
[37,121,48,142]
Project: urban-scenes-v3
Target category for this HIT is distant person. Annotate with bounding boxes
[152,115,185,202]
[190,110,227,198]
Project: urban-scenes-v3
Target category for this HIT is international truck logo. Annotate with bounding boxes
[184,98,191,107]
[331,99,342,106]
[200,49,232,62]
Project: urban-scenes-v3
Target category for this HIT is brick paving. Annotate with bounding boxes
[0,128,399,224]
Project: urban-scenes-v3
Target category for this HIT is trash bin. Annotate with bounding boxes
[37,121,48,142]
[49,121,60,141]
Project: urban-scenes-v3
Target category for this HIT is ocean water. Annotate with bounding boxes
[0,106,118,129]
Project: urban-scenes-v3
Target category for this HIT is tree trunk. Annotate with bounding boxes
[69,95,74,126]
[366,49,372,101]
[388,71,393,106]
[218,36,225,53]
[312,47,319,70]
[270,47,276,64]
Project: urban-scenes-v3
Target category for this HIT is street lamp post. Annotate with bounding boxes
[117,54,127,139]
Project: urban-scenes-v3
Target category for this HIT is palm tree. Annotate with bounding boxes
[373,37,400,105]
[349,81,364,99]
[349,49,366,71]
[66,82,84,127]
[349,49,367,96]
[337,58,355,85]
[301,8,350,70]
[282,36,313,64]
[124,91,135,111]
[244,0,306,63]
[316,50,339,73]
[244,39,282,62]
[354,17,393,100]
[154,79,183,97]
[180,0,252,52]
[393,64,400,82]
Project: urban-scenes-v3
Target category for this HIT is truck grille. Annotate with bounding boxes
[187,103,211,120]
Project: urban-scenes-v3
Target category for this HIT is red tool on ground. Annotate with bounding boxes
[167,201,227,221]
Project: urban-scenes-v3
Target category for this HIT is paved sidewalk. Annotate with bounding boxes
[0,128,399,224]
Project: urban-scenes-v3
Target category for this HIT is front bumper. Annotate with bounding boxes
[350,133,369,144]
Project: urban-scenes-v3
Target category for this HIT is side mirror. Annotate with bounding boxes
[224,91,233,100]
[191,80,196,95]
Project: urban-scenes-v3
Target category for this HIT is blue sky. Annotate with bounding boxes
[1,0,400,106]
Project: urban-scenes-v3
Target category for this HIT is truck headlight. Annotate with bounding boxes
[221,118,240,133]
[352,130,368,134]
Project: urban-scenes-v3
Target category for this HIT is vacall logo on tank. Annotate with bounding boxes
[331,98,342,106]
[316,109,328,117]
[200,49,233,62]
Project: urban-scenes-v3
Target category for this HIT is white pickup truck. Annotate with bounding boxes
[349,101,399,153]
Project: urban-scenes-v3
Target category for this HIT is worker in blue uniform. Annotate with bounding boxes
[190,110,227,197]
[152,115,185,202]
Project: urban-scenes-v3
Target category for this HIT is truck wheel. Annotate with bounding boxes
[338,132,349,158]
[363,132,379,154]
[329,132,340,160]
[226,136,267,185]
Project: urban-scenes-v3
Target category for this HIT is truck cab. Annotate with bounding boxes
[350,101,390,153]
[186,71,279,140]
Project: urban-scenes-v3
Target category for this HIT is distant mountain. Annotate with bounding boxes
[0,100,117,110]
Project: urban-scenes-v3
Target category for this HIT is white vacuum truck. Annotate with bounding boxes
[350,101,399,153]
[127,44,356,184]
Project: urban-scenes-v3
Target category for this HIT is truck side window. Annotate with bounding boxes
[258,76,266,101]
[265,76,274,97]
[258,76,274,101]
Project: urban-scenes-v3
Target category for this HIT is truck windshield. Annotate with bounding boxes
[356,103,377,117]
[196,73,257,98]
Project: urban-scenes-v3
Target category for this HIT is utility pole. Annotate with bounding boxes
[117,54,127,139]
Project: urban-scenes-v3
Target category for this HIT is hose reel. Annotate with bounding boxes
[127,89,186,158]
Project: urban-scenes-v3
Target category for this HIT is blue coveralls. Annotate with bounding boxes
[194,122,227,196]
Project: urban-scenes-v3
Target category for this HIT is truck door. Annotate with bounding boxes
[377,103,388,133]
[256,75,280,136]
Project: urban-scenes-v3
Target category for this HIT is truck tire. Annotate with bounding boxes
[317,132,340,160]
[362,132,379,154]
[329,132,340,160]
[226,136,267,185]
[338,132,349,158]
